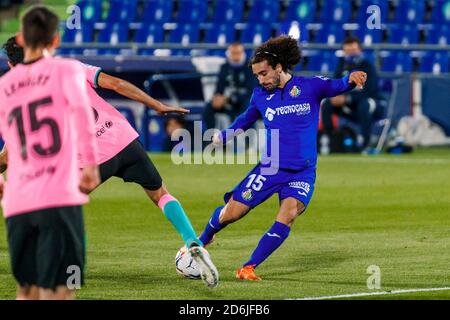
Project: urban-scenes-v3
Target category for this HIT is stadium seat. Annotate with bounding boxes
[319,0,351,23]
[356,26,384,45]
[134,23,165,46]
[211,0,244,23]
[277,21,309,43]
[141,0,173,23]
[169,23,200,44]
[204,23,236,45]
[168,24,200,55]
[176,0,208,23]
[98,23,129,43]
[419,51,450,74]
[425,24,450,45]
[62,23,94,43]
[76,0,103,24]
[240,23,272,45]
[387,24,419,44]
[97,23,130,54]
[247,0,280,22]
[315,24,345,45]
[307,50,337,73]
[393,0,425,24]
[356,0,388,24]
[105,0,137,23]
[431,0,450,24]
[61,23,94,55]
[380,51,413,73]
[284,0,317,24]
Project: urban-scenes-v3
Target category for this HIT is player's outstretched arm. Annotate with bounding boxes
[315,71,367,99]
[213,102,261,145]
[97,72,189,115]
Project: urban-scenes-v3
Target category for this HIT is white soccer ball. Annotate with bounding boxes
[175,246,201,279]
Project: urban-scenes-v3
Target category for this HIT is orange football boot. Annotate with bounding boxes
[236,265,262,281]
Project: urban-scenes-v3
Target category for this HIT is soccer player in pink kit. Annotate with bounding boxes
[1,38,219,286]
[0,6,100,299]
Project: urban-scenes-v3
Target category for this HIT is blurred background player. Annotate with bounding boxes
[321,36,383,151]
[163,115,187,152]
[0,37,22,171]
[198,36,367,281]
[202,42,256,130]
[1,36,23,68]
[0,6,99,299]
[0,36,219,288]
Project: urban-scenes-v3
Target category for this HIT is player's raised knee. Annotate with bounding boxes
[277,201,305,225]
[219,203,247,224]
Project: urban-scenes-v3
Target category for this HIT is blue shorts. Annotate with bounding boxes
[224,163,316,210]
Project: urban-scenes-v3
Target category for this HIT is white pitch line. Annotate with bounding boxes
[290,287,450,300]
[319,157,450,165]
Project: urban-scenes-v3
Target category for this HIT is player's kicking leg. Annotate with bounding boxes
[145,185,218,287]
[199,197,268,281]
[236,197,305,281]
[98,139,219,287]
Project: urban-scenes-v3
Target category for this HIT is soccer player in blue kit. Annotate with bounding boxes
[198,36,368,281]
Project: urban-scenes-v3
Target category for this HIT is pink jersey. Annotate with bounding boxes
[0,57,97,218]
[79,64,139,166]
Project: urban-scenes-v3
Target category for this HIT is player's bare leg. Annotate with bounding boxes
[145,183,220,287]
[199,196,250,247]
[39,286,75,300]
[144,183,168,205]
[219,197,251,224]
[237,197,305,281]
[16,285,39,300]
[144,183,202,246]
[276,197,305,227]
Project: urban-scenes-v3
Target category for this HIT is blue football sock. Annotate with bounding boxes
[158,194,202,247]
[199,206,225,245]
[244,221,291,268]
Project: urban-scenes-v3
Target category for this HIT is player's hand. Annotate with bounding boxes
[212,132,222,146]
[155,102,190,115]
[79,165,100,194]
[349,71,367,89]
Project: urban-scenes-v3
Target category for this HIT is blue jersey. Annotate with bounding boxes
[220,74,356,171]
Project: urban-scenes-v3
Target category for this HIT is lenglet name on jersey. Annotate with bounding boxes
[4,74,51,97]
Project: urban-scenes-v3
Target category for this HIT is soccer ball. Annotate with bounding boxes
[175,246,201,279]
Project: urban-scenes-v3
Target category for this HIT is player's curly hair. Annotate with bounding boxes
[2,37,24,66]
[250,35,302,72]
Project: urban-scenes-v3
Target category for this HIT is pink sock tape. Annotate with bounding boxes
[158,194,177,210]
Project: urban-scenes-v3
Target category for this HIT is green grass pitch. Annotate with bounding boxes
[0,148,449,300]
